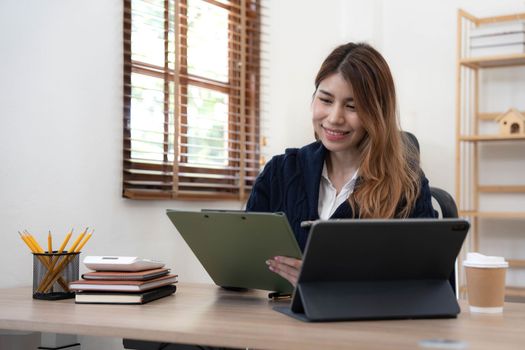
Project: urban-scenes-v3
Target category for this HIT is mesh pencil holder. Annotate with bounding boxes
[32,251,79,300]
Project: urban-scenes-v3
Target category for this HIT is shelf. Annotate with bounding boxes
[460,53,525,69]
[506,286,525,298]
[460,285,525,298]
[508,259,525,268]
[478,185,525,193]
[459,211,525,219]
[456,9,525,298]
[459,134,525,142]
[478,111,525,121]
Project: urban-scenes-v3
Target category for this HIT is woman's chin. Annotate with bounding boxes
[321,139,351,152]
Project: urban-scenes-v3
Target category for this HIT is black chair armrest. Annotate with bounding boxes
[430,187,458,218]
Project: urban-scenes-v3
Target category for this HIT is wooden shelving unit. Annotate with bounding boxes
[459,135,525,141]
[460,53,525,69]
[456,9,525,299]
[459,211,525,219]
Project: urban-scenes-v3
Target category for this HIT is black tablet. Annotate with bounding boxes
[275,218,469,321]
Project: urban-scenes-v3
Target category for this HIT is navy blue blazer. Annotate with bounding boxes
[246,141,437,251]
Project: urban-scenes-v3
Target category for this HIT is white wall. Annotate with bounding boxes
[0,0,222,289]
[262,0,381,157]
[1,0,525,348]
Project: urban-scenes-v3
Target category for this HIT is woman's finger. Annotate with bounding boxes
[266,259,300,286]
[273,261,300,278]
[276,268,298,285]
[274,256,302,269]
[267,260,298,285]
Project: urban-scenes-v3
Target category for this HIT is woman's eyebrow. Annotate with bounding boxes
[318,89,333,97]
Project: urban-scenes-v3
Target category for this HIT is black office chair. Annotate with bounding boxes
[403,131,459,293]
[403,131,458,218]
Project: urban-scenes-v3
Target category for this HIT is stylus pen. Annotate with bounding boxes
[300,220,315,228]
[268,292,291,300]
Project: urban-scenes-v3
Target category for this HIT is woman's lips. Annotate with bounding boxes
[322,126,350,141]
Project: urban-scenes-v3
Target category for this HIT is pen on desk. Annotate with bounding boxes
[268,292,292,301]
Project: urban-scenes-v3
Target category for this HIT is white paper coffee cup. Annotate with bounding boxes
[463,253,508,313]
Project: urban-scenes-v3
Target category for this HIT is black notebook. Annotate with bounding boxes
[75,284,177,304]
[274,219,469,322]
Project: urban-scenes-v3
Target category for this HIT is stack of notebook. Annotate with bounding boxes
[69,268,178,304]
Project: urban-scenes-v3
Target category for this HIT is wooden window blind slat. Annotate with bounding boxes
[123,0,262,200]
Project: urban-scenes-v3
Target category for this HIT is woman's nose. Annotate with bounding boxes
[326,105,345,124]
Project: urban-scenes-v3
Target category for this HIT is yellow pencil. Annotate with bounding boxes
[57,229,73,254]
[48,231,53,254]
[68,227,88,253]
[48,229,71,274]
[18,232,69,292]
[18,232,37,253]
[24,232,44,253]
[40,230,92,293]
[74,231,93,253]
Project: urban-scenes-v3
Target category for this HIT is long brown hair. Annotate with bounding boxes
[315,42,420,218]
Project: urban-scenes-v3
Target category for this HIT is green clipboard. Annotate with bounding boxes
[166,210,302,294]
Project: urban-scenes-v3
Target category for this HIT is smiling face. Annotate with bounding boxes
[312,72,367,154]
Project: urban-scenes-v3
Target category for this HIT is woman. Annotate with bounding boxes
[246,42,437,286]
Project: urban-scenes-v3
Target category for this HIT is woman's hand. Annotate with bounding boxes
[266,256,302,286]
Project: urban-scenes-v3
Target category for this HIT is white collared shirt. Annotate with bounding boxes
[318,162,359,220]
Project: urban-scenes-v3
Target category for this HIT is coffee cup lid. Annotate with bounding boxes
[463,252,508,268]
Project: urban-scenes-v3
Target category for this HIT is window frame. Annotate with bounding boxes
[123,0,262,200]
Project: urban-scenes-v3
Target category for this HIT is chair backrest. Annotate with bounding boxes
[402,132,458,219]
[403,131,459,293]
[430,187,458,218]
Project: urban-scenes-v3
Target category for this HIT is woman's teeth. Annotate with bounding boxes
[324,127,350,136]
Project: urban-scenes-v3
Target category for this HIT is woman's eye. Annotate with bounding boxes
[346,104,356,110]
[319,97,332,104]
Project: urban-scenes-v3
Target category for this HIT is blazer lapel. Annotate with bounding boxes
[298,142,326,220]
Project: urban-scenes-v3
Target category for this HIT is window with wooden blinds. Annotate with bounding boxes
[123,0,262,200]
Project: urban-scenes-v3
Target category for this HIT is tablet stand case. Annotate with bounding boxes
[275,279,459,322]
[274,219,469,322]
